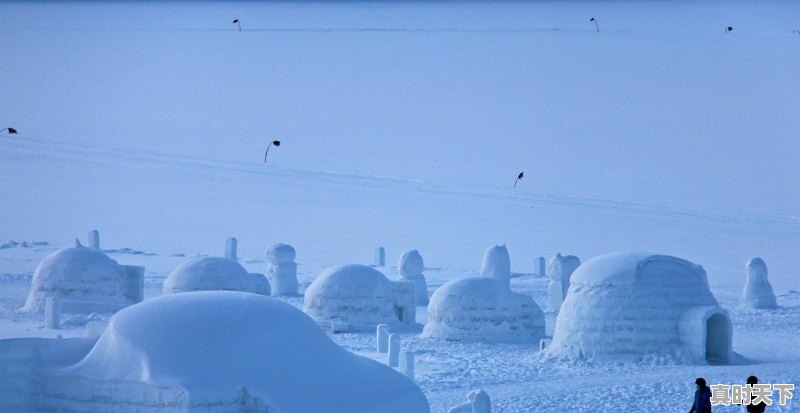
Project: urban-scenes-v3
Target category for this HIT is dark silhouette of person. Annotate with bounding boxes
[690,377,712,413]
[747,376,766,413]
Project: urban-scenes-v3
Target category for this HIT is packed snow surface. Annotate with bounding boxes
[56,291,430,413]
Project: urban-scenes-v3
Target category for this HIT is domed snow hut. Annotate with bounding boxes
[37,292,430,413]
[546,252,733,364]
[20,246,143,313]
[163,256,269,295]
[397,250,429,306]
[422,245,545,343]
[304,264,418,332]
[741,258,778,309]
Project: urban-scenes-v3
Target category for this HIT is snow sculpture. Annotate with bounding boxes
[304,264,419,332]
[266,243,298,296]
[36,292,430,413]
[447,390,492,413]
[375,246,386,267]
[741,258,778,309]
[547,253,581,312]
[163,256,270,295]
[422,245,546,343]
[377,324,390,353]
[388,334,400,367]
[225,237,237,260]
[546,252,733,364]
[398,249,429,305]
[88,230,100,250]
[20,246,144,313]
[481,245,511,288]
[399,350,415,380]
[537,256,546,276]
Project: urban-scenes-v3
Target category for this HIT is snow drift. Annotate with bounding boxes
[45,291,429,413]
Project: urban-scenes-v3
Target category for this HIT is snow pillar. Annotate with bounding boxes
[377,324,389,353]
[399,350,415,380]
[537,257,546,276]
[225,237,237,261]
[742,257,778,309]
[88,230,100,250]
[121,265,145,303]
[266,244,298,296]
[397,249,429,305]
[547,254,581,312]
[374,247,385,267]
[388,334,400,367]
[45,297,60,329]
[481,245,511,289]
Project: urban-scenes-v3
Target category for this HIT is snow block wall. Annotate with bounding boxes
[546,252,733,364]
[423,245,545,343]
[163,256,270,295]
[27,292,429,413]
[20,247,144,313]
[397,250,429,306]
[741,258,778,309]
[547,253,581,312]
[266,243,298,296]
[0,337,97,413]
[304,264,419,332]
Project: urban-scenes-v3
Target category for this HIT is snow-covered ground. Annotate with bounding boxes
[1,0,798,412]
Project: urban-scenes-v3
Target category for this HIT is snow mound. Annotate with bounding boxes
[20,247,141,313]
[163,256,269,295]
[546,251,733,364]
[422,245,545,343]
[57,291,429,413]
[304,264,418,331]
[741,257,778,309]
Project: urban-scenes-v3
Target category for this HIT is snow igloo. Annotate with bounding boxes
[20,246,143,313]
[163,256,270,295]
[32,292,429,413]
[303,264,418,332]
[422,245,545,343]
[546,252,733,364]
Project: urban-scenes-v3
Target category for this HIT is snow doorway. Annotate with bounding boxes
[678,306,732,364]
[705,313,730,365]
